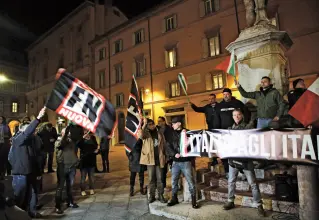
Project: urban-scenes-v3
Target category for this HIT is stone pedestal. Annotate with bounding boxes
[226,24,293,104]
[297,166,319,220]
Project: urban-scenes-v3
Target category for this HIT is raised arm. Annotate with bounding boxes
[190,103,206,113]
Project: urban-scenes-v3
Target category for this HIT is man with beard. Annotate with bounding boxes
[190,93,219,129]
[235,76,285,128]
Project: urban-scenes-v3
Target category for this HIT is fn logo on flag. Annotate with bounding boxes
[56,79,105,132]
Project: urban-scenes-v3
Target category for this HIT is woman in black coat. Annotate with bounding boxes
[126,138,147,196]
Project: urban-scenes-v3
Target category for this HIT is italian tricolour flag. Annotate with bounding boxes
[215,52,236,77]
[288,78,319,127]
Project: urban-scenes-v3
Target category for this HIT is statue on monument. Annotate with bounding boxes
[243,0,270,27]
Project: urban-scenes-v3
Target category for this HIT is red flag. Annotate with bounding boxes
[215,55,231,72]
[288,78,319,127]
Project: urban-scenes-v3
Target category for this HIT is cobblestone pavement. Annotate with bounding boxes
[32,146,172,220]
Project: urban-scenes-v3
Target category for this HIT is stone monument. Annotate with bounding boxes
[225,2,319,219]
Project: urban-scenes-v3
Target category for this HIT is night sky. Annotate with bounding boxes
[0,0,165,36]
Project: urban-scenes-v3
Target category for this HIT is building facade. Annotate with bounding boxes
[26,0,127,133]
[27,0,319,142]
[0,12,35,133]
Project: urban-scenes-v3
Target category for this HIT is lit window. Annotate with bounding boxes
[12,102,18,113]
[212,72,224,89]
[209,35,220,57]
[166,48,177,68]
[170,82,180,97]
[136,60,145,77]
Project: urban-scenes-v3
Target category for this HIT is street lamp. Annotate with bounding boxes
[0,75,8,82]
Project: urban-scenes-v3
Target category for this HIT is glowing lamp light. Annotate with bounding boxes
[145,89,150,95]
[0,75,8,82]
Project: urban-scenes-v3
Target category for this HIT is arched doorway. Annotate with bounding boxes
[117,112,125,144]
[8,120,20,135]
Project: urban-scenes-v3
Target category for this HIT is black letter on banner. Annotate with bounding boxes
[82,93,102,122]
[66,86,85,108]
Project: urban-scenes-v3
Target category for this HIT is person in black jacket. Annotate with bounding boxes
[69,122,84,155]
[166,117,199,209]
[100,136,111,173]
[38,123,58,173]
[214,88,250,174]
[190,93,218,129]
[287,78,306,109]
[214,88,250,129]
[157,116,173,189]
[8,107,46,219]
[78,132,99,196]
[126,135,147,197]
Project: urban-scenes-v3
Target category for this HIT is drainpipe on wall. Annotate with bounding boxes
[147,17,154,121]
[234,0,240,35]
[108,38,111,100]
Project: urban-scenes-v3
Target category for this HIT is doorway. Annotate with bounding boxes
[118,111,125,144]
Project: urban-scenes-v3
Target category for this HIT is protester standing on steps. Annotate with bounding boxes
[235,76,285,129]
[190,93,219,129]
[126,128,147,197]
[78,131,99,196]
[140,118,167,203]
[223,108,265,217]
[166,117,199,209]
[8,107,46,219]
[100,136,111,173]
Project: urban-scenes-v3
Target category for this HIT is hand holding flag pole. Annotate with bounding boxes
[178,73,190,104]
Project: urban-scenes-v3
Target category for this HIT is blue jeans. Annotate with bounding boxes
[257,118,273,129]
[80,167,95,191]
[171,161,195,195]
[55,165,76,209]
[228,165,262,207]
[12,174,37,215]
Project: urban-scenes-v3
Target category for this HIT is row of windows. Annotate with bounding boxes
[0,101,27,113]
[111,71,224,108]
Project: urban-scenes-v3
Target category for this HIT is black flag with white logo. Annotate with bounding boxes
[46,69,117,137]
[125,75,143,153]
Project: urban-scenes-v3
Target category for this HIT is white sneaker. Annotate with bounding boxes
[90,189,95,195]
[81,191,87,196]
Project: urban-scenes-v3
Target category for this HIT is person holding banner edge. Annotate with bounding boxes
[223,108,265,217]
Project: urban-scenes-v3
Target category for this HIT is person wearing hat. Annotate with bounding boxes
[287,78,306,109]
[166,117,199,209]
[190,93,219,130]
[235,76,285,129]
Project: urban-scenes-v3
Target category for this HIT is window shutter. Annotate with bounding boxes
[165,83,171,98]
[120,39,123,51]
[141,29,145,42]
[164,51,169,68]
[111,67,116,85]
[214,0,220,12]
[132,60,137,76]
[143,58,147,75]
[199,1,205,17]
[113,95,117,107]
[132,33,136,46]
[173,48,177,66]
[173,14,178,29]
[205,73,213,90]
[201,38,209,58]
[162,19,166,33]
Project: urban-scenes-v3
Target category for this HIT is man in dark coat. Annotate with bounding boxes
[190,93,219,129]
[69,122,84,155]
[126,137,147,197]
[100,136,111,173]
[8,107,46,219]
[38,123,58,173]
[157,116,173,189]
